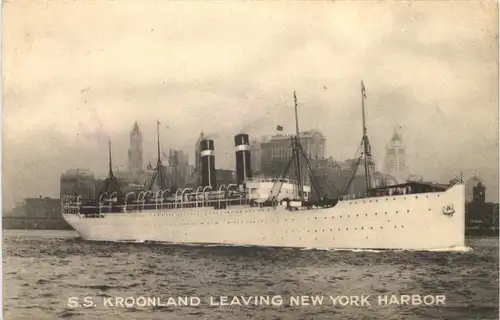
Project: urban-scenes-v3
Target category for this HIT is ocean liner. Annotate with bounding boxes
[62,82,466,250]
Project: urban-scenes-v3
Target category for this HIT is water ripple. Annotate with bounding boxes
[3,231,498,320]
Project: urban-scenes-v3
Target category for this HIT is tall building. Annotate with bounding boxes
[250,139,262,175]
[194,132,205,171]
[60,168,96,199]
[466,175,483,203]
[164,149,190,190]
[260,130,326,177]
[127,122,143,183]
[384,128,409,183]
[186,132,205,187]
[215,169,235,187]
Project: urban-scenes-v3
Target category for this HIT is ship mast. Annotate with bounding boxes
[108,140,114,178]
[157,119,161,165]
[155,119,166,190]
[146,119,169,191]
[293,91,304,201]
[98,139,123,200]
[361,80,372,193]
[269,92,328,203]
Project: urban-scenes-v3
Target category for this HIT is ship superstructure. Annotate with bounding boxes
[62,83,466,250]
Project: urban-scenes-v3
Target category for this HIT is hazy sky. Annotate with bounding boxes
[2,1,498,208]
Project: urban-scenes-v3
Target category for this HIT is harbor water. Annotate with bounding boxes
[3,230,499,320]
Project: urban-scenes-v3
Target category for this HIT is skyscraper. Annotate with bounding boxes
[186,132,205,187]
[194,132,204,171]
[466,175,483,203]
[60,168,96,199]
[250,139,262,175]
[260,130,326,177]
[127,122,143,183]
[384,127,409,183]
[165,149,190,190]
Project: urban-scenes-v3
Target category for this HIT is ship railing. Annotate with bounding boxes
[119,196,252,213]
[63,189,249,215]
[194,187,203,208]
[245,177,299,184]
[154,189,170,211]
[134,194,249,209]
[92,187,252,214]
[98,192,118,216]
[218,185,225,208]
[61,195,83,215]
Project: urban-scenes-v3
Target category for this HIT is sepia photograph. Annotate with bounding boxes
[2,1,499,319]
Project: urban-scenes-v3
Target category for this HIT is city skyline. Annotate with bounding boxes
[3,1,498,209]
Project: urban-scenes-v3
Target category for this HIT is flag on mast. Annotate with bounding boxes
[276,125,283,132]
[361,80,367,99]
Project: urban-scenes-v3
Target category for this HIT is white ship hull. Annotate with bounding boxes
[62,184,466,250]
